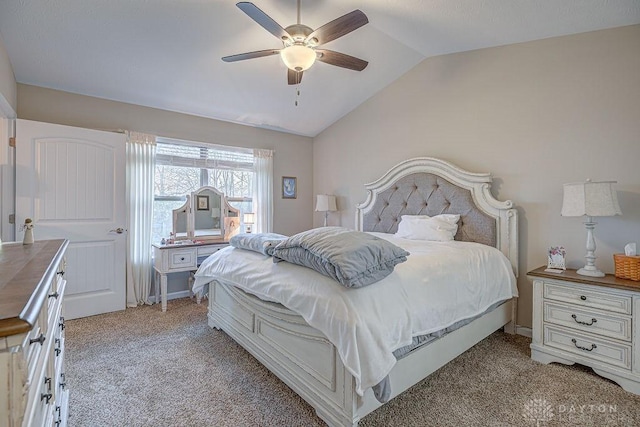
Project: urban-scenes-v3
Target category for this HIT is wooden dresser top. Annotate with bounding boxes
[0,239,68,337]
[528,266,640,293]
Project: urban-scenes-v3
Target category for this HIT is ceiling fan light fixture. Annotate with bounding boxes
[280,44,316,72]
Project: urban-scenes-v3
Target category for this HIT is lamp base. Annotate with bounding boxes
[577,266,605,277]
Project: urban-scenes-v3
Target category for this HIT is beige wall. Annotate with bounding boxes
[0,34,16,115]
[313,25,640,328]
[17,84,314,236]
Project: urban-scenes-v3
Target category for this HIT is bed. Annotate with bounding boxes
[193,157,518,426]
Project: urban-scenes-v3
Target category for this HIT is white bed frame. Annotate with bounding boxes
[207,157,518,426]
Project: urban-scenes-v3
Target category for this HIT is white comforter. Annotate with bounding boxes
[193,233,517,396]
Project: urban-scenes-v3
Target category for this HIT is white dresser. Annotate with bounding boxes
[0,239,69,427]
[529,267,640,395]
[152,241,229,311]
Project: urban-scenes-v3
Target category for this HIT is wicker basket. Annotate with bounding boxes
[613,254,640,281]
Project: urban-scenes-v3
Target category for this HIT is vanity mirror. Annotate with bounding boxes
[172,186,239,241]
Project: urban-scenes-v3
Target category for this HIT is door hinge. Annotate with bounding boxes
[9,137,15,147]
[8,214,15,224]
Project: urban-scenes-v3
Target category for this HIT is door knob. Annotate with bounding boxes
[109,227,125,234]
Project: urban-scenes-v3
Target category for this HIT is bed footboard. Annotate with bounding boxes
[208,280,361,426]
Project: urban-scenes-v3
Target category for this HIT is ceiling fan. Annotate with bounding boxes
[222,1,369,85]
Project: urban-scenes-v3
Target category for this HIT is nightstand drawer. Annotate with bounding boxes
[543,302,631,341]
[544,326,631,370]
[544,283,632,315]
[168,249,197,269]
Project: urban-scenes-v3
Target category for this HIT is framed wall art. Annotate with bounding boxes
[282,176,297,199]
[545,246,566,273]
[196,195,209,210]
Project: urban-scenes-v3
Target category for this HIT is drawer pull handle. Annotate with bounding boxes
[44,376,52,391]
[580,295,587,301]
[571,314,597,326]
[60,372,67,390]
[48,291,59,299]
[55,338,61,356]
[181,257,185,261]
[29,334,46,346]
[571,338,597,352]
[40,393,52,404]
[57,270,65,276]
[59,316,65,330]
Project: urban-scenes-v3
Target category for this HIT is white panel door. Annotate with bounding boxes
[16,119,126,319]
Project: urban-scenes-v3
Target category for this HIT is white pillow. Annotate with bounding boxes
[395,214,460,241]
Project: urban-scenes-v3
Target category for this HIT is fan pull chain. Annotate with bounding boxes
[295,85,300,106]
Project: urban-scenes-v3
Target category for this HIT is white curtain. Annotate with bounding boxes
[252,149,274,233]
[126,132,156,307]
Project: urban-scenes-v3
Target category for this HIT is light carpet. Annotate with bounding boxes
[66,298,640,426]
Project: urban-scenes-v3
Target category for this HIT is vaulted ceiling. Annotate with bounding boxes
[0,1,638,136]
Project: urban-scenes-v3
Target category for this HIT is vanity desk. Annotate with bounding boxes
[153,185,240,312]
[153,240,229,311]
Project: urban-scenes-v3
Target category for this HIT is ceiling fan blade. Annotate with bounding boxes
[288,69,303,85]
[222,49,280,62]
[237,2,292,42]
[315,50,368,71]
[306,10,368,46]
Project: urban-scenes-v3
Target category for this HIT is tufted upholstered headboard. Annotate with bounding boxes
[356,157,519,276]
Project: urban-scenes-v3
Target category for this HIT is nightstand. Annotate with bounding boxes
[529,267,640,394]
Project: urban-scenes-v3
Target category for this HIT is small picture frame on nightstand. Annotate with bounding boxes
[545,246,566,273]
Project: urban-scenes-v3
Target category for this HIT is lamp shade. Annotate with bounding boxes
[243,213,255,224]
[315,195,337,212]
[561,180,622,217]
[280,45,316,71]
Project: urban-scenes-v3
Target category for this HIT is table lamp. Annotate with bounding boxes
[315,195,337,227]
[561,180,622,277]
[243,213,255,233]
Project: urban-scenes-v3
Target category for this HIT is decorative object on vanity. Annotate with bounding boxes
[0,239,69,426]
[224,217,241,241]
[561,180,622,277]
[243,213,255,233]
[614,243,639,281]
[545,246,566,273]
[529,266,640,395]
[315,194,337,227]
[22,217,34,244]
[282,176,297,199]
[222,1,368,85]
[172,185,239,241]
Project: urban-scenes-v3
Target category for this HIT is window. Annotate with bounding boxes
[153,138,254,243]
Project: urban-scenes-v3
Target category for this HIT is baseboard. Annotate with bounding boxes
[516,326,532,338]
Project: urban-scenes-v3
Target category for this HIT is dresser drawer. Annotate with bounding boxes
[544,283,632,315]
[543,301,631,341]
[544,325,632,370]
[21,310,47,383]
[168,249,197,269]
[197,244,226,257]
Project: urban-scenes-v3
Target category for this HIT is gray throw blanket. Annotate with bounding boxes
[229,233,288,256]
[272,227,410,288]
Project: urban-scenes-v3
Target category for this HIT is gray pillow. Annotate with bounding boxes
[272,227,410,288]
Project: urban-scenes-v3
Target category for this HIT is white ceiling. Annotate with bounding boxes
[0,1,638,137]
